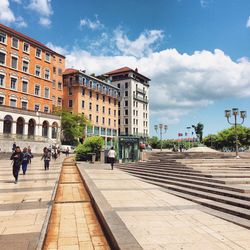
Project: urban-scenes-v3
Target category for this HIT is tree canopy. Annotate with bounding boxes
[192,122,204,142]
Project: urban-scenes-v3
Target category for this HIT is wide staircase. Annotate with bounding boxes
[116,151,250,229]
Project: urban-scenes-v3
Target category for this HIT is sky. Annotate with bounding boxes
[1,0,250,139]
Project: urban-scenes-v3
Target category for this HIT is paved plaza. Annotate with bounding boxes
[0,155,63,250]
[78,162,250,250]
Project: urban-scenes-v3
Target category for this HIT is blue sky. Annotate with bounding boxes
[1,0,250,139]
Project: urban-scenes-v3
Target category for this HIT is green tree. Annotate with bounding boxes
[56,110,89,144]
[147,136,160,148]
[192,122,204,142]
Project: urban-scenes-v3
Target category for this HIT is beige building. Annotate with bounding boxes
[63,69,119,147]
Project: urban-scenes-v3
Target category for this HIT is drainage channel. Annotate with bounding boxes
[43,158,111,249]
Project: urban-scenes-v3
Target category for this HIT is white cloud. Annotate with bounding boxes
[27,0,53,27]
[114,28,164,57]
[0,0,15,23]
[16,16,27,27]
[80,16,104,30]
[246,16,250,28]
[200,0,212,8]
[59,47,250,123]
[39,17,51,27]
[46,42,68,55]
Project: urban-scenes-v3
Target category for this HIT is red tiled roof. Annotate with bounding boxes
[0,23,65,58]
[105,67,133,75]
[63,68,79,75]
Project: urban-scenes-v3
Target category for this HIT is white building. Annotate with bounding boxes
[105,67,150,138]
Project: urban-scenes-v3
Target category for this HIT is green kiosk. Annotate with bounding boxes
[118,136,140,163]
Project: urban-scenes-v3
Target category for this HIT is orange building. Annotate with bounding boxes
[0,23,65,148]
[63,69,119,147]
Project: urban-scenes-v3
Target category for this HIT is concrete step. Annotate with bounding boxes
[144,180,250,228]
[118,167,250,193]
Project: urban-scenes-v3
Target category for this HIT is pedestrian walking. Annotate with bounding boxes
[10,146,23,184]
[12,142,16,152]
[21,147,31,175]
[65,147,69,157]
[108,147,116,170]
[27,146,33,164]
[41,147,51,170]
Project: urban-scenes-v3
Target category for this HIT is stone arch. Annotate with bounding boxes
[28,118,36,137]
[51,121,58,139]
[42,120,49,137]
[3,115,13,134]
[16,117,25,135]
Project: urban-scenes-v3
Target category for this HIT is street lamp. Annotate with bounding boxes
[186,126,191,149]
[154,124,168,151]
[224,108,247,158]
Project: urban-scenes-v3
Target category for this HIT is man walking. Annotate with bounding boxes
[22,147,32,175]
[41,148,51,170]
[108,147,116,170]
[10,146,23,183]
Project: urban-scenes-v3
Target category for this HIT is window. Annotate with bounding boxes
[68,100,73,108]
[22,60,29,72]
[96,93,99,100]
[114,120,116,127]
[108,97,111,104]
[125,127,129,135]
[89,102,92,110]
[124,109,128,116]
[89,90,92,98]
[58,97,62,105]
[125,100,128,107]
[96,116,99,123]
[82,87,85,95]
[89,114,92,121]
[58,82,62,90]
[23,42,29,53]
[114,100,117,105]
[68,87,72,95]
[45,68,50,80]
[52,80,56,88]
[102,106,105,113]
[102,117,105,124]
[34,104,40,111]
[22,80,28,93]
[10,77,17,90]
[108,119,111,126]
[58,68,62,75]
[125,91,128,97]
[96,104,99,112]
[44,87,50,99]
[10,98,17,107]
[108,108,111,115]
[0,52,6,65]
[44,106,49,113]
[82,100,85,108]
[125,119,128,125]
[36,48,42,58]
[0,96,4,105]
[12,37,18,49]
[45,52,50,62]
[21,101,27,110]
[0,74,5,86]
[102,96,105,102]
[0,32,6,44]
[34,85,40,96]
[35,65,41,77]
[117,83,120,88]
[125,82,128,88]
[53,67,56,74]
[114,110,116,116]
[52,96,56,105]
[11,56,18,69]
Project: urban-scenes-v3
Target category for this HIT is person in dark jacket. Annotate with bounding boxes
[12,142,16,152]
[22,147,31,175]
[41,148,51,170]
[10,146,23,184]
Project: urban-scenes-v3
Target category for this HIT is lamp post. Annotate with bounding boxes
[224,108,247,158]
[186,126,191,149]
[154,124,168,151]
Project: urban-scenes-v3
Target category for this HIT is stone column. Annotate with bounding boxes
[48,126,52,140]
[12,121,17,135]
[24,123,28,135]
[0,119,3,134]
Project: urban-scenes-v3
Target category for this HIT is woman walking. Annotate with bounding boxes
[108,147,116,170]
[10,146,23,184]
[41,147,51,170]
[22,147,31,175]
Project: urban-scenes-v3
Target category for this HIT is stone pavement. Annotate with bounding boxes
[78,162,250,250]
[0,154,63,250]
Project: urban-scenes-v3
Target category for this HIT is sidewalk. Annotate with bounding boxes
[77,162,250,250]
[0,155,63,250]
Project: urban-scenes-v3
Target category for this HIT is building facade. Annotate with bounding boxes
[104,67,150,138]
[0,23,64,144]
[63,69,119,147]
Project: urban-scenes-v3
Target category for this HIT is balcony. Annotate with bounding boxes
[133,93,148,103]
[136,87,146,95]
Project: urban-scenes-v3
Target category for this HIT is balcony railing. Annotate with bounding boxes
[136,87,146,95]
[133,93,148,103]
